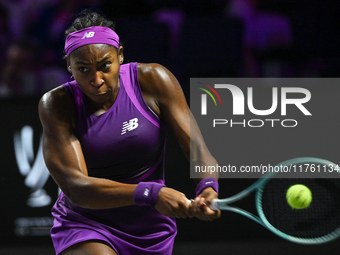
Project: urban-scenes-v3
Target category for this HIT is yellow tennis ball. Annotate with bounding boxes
[286,184,312,209]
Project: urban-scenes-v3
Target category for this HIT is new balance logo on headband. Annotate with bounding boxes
[82,31,95,39]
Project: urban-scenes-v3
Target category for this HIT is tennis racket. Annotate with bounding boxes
[208,157,340,244]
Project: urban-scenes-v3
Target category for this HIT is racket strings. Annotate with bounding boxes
[260,178,340,239]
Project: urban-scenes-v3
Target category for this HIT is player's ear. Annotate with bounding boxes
[118,46,124,64]
[64,55,71,73]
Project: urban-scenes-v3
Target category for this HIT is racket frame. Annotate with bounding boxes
[210,157,340,244]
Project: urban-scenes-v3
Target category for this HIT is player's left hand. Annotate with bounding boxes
[189,187,221,221]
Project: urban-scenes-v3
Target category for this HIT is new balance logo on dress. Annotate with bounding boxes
[121,118,139,135]
[82,31,95,39]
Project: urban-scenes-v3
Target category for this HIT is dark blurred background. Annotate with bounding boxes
[0,0,340,254]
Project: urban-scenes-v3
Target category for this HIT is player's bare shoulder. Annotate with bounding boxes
[137,63,180,97]
[38,85,75,129]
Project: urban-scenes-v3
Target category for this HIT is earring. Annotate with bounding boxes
[68,66,72,73]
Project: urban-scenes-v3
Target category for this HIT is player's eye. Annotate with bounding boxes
[78,67,89,73]
[101,62,112,70]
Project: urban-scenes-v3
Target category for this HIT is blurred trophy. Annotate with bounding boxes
[14,125,51,207]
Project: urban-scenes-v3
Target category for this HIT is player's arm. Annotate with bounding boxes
[38,86,138,209]
[138,63,220,220]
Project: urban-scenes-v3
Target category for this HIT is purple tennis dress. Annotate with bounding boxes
[50,62,177,255]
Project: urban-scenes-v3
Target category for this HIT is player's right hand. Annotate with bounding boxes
[155,187,193,219]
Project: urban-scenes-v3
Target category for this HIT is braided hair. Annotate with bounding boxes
[65,10,116,37]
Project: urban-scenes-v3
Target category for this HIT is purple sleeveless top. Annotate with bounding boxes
[66,62,166,183]
[50,63,177,255]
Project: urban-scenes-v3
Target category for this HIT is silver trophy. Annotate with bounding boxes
[14,126,51,207]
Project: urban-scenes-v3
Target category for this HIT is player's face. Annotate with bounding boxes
[68,44,124,105]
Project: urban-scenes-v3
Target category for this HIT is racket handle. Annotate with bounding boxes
[187,199,220,211]
[210,199,219,211]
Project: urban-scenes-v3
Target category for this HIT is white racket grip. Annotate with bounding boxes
[187,199,220,210]
[210,199,220,211]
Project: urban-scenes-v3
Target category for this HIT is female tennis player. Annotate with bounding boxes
[38,11,219,255]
